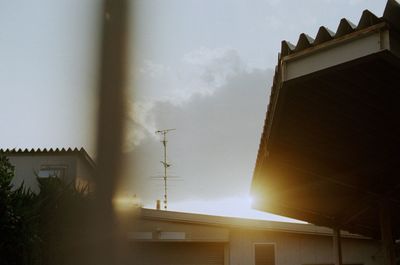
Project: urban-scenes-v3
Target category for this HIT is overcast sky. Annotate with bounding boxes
[0,0,388,221]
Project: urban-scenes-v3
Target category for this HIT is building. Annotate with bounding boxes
[0,147,95,192]
[131,208,383,265]
[250,0,400,264]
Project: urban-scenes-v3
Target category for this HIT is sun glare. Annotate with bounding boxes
[113,195,141,212]
[144,195,303,223]
[246,195,254,205]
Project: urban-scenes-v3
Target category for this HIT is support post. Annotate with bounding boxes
[333,227,343,265]
[380,202,395,265]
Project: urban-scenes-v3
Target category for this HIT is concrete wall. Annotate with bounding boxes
[76,156,94,191]
[229,229,383,265]
[134,219,229,242]
[7,153,91,193]
[134,217,383,265]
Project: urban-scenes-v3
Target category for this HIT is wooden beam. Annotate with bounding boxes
[340,204,371,225]
[340,181,400,226]
[274,161,400,206]
[338,195,374,226]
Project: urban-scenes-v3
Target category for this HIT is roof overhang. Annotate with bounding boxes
[283,23,397,82]
[252,0,400,239]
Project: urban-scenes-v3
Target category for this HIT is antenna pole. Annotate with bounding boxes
[155,129,175,210]
[162,131,167,210]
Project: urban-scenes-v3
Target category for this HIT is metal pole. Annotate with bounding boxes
[380,201,395,265]
[163,131,168,210]
[333,227,343,265]
[156,129,175,210]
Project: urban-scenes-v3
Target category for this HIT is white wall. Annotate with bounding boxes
[7,153,86,193]
[133,214,383,265]
[76,156,94,191]
[134,219,229,242]
[229,229,383,265]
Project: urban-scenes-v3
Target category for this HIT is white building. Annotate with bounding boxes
[0,147,95,192]
[132,208,383,265]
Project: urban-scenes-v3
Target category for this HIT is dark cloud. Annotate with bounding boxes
[120,67,274,206]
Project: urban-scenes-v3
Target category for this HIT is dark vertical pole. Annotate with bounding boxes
[333,227,343,265]
[380,202,395,265]
[90,0,128,264]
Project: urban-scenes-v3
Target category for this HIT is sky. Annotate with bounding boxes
[0,0,388,222]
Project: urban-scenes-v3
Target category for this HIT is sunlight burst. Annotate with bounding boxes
[144,195,303,223]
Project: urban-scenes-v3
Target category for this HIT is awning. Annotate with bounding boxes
[251,0,400,240]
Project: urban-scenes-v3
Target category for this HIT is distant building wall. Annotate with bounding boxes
[6,152,93,193]
[76,155,95,191]
[8,154,78,192]
[134,219,229,242]
[133,209,384,265]
[229,229,382,265]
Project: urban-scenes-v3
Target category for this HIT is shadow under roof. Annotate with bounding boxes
[251,0,400,239]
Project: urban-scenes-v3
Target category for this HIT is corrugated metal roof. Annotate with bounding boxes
[280,0,399,56]
[251,0,400,239]
[255,0,400,180]
[0,147,82,153]
[0,147,95,168]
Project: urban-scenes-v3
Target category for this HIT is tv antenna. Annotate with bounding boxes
[155,129,176,210]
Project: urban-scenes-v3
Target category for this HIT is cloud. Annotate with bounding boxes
[119,47,275,210]
[121,58,274,205]
[124,100,157,151]
[266,0,281,6]
[126,47,248,149]
[134,47,246,104]
[349,0,366,5]
[182,47,245,93]
[265,15,281,31]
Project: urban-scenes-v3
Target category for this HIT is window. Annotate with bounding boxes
[38,165,67,179]
[254,243,275,265]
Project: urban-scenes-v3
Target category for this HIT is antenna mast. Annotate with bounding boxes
[155,129,175,210]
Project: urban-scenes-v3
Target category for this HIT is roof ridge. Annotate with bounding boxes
[383,0,400,31]
[279,2,393,55]
[294,33,314,52]
[0,147,95,169]
[0,147,86,153]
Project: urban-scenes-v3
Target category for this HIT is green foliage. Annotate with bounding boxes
[0,155,94,265]
[36,177,94,265]
[0,155,39,265]
[0,155,14,192]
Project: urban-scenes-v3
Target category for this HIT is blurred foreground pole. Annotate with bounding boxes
[91,0,128,264]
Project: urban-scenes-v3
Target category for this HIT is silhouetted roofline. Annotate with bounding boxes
[280,0,399,56]
[252,0,400,239]
[0,147,95,169]
[140,208,368,239]
[254,0,400,182]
